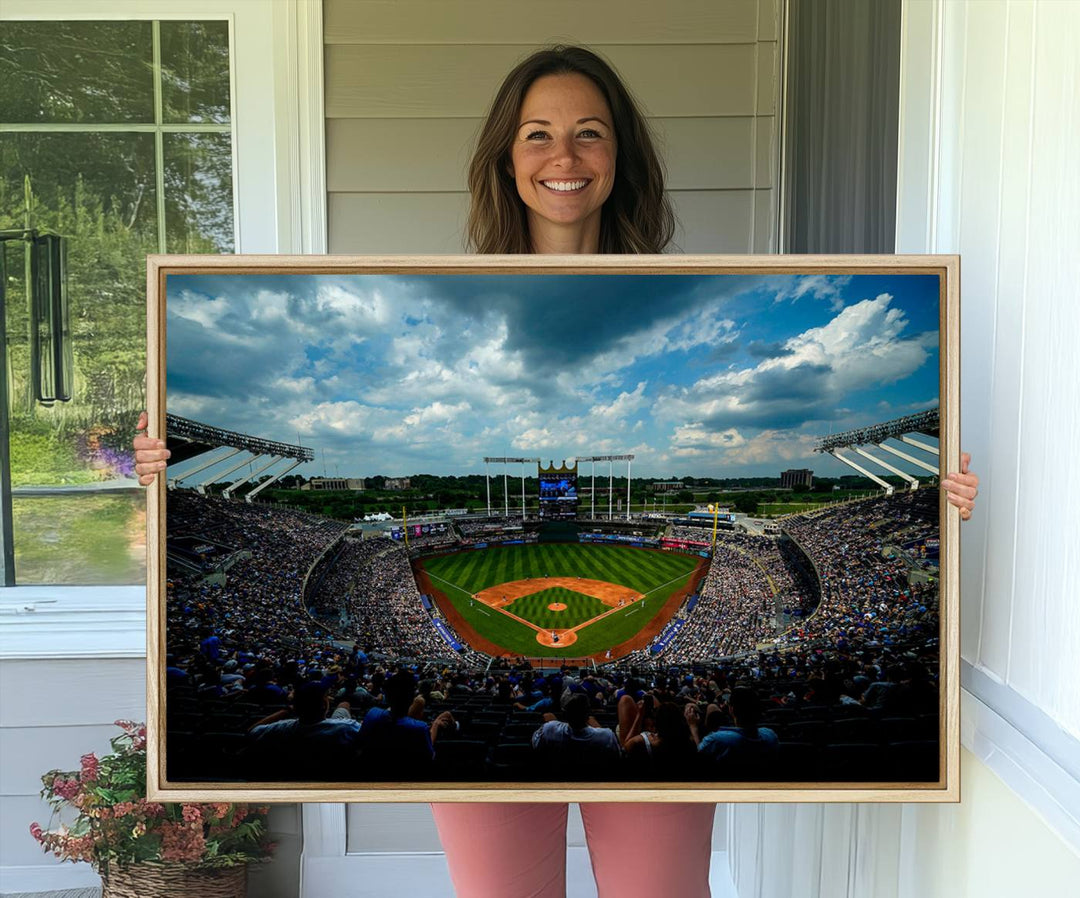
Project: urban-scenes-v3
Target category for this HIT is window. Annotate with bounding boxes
[0,19,234,584]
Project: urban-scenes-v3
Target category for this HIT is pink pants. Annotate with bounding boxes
[431,802,715,898]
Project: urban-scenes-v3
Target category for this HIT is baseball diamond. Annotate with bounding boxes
[414,543,707,659]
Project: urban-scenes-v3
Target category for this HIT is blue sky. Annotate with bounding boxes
[166,272,940,479]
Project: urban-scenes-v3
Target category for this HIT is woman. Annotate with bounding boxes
[135,45,979,898]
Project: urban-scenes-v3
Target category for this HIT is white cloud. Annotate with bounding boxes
[773,275,852,311]
[588,382,648,421]
[655,294,934,429]
[671,423,747,449]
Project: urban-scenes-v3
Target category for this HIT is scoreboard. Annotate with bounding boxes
[538,460,579,519]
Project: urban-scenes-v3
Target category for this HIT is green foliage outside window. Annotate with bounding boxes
[0,20,233,583]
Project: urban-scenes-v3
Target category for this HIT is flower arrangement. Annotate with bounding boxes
[30,721,273,874]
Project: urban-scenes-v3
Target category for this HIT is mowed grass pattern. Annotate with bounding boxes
[505,587,609,630]
[420,544,703,657]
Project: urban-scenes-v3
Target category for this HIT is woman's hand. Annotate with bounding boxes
[133,411,171,486]
[942,452,979,521]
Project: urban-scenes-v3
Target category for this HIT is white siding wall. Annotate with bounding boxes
[324,0,781,253]
[928,0,1079,738]
[729,1,1080,894]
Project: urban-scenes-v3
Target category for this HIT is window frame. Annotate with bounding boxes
[0,0,325,650]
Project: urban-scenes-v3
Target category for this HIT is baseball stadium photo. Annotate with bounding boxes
[157,266,949,789]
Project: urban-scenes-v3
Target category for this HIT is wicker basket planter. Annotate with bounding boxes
[100,863,247,898]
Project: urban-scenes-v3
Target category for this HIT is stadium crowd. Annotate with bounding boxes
[666,525,719,542]
[778,489,939,651]
[171,642,938,783]
[338,537,463,658]
[165,488,940,783]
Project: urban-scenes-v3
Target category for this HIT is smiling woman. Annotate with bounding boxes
[466,45,673,254]
[509,73,617,253]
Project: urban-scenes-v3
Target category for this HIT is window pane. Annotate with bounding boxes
[160,21,232,124]
[0,22,154,124]
[2,132,156,585]
[164,133,235,252]
[12,494,145,585]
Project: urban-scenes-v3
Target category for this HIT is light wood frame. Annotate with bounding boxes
[146,253,960,803]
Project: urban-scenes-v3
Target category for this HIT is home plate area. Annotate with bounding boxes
[474,577,643,647]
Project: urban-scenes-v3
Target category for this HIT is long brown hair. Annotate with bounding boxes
[466,46,675,254]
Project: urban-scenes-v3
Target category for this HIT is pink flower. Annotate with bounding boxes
[79,753,100,782]
[112,801,136,818]
[181,805,202,824]
[52,777,80,801]
[160,821,206,863]
[29,822,43,842]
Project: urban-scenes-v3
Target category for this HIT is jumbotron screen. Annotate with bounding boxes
[539,475,577,501]
[539,468,578,520]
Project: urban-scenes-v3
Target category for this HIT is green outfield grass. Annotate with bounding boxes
[504,587,610,630]
[420,543,703,657]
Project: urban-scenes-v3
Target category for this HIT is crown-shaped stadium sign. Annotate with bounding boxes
[539,460,578,474]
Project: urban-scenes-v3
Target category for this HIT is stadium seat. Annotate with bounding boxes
[820,743,881,781]
[502,722,541,743]
[761,707,796,726]
[434,740,489,780]
[201,732,248,779]
[878,717,918,744]
[775,741,820,781]
[830,717,878,743]
[167,730,198,779]
[885,740,939,782]
[489,742,536,780]
[460,721,502,742]
[915,713,940,739]
[785,720,826,745]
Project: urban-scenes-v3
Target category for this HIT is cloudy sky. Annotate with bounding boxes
[165,272,940,479]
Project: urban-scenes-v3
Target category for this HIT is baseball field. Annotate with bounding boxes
[415,543,707,659]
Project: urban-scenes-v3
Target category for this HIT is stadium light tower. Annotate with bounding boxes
[484,457,539,518]
[576,455,634,521]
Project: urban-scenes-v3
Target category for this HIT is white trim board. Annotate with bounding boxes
[961,684,1080,854]
[0,587,145,659]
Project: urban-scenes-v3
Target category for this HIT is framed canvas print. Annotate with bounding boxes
[146,254,960,802]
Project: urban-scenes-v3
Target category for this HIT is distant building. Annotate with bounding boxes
[780,469,814,489]
[383,477,412,491]
[651,481,686,493]
[302,477,366,491]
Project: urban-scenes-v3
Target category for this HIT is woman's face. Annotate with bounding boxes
[509,73,616,242]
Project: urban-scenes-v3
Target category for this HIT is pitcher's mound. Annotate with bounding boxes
[537,630,577,647]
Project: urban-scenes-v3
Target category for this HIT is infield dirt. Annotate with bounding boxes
[412,552,708,662]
